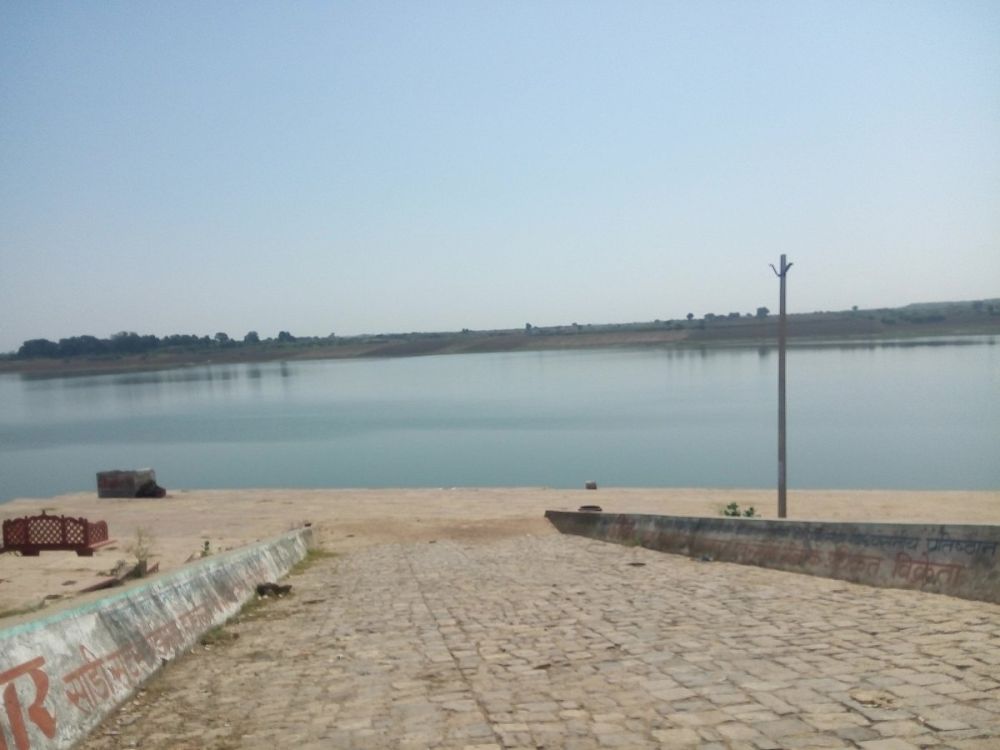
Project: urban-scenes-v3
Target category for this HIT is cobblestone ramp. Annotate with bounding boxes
[80,535,1000,750]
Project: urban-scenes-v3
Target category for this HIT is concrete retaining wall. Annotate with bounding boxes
[545,511,1000,604]
[0,527,313,750]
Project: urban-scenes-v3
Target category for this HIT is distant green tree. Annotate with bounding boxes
[755,307,769,318]
[214,332,230,344]
[243,331,260,344]
[109,331,158,354]
[277,330,296,342]
[58,335,107,356]
[110,331,139,353]
[18,338,60,358]
[686,313,694,321]
[162,334,207,348]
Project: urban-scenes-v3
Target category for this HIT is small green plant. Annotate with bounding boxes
[200,540,212,558]
[125,527,156,577]
[722,503,758,518]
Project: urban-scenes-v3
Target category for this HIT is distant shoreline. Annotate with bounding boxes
[2,301,998,377]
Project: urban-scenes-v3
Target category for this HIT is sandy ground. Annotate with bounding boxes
[1,487,998,624]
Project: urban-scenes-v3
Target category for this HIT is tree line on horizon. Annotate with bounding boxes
[11,299,996,359]
[14,312,774,359]
[15,330,303,359]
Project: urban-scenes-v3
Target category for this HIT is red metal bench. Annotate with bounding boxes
[1,512,114,556]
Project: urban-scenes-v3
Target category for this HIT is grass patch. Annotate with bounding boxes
[199,626,239,647]
[289,546,337,575]
[199,590,281,644]
[231,594,272,623]
[190,547,338,644]
[211,548,335,630]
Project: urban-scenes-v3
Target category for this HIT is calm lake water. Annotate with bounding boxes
[1,339,998,502]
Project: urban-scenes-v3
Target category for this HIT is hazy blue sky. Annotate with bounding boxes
[2,1,998,352]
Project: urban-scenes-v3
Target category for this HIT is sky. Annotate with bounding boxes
[1,1,998,352]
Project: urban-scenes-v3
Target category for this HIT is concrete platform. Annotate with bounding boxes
[545,510,1000,603]
[76,533,1000,749]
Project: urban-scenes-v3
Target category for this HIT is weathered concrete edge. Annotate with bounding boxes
[544,511,1000,604]
[0,527,314,750]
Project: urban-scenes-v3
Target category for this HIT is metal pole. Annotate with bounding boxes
[770,255,793,518]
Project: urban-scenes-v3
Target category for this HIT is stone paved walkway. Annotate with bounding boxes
[81,534,1000,750]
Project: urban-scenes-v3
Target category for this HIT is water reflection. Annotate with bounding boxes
[785,336,993,350]
[17,362,302,406]
[20,361,303,387]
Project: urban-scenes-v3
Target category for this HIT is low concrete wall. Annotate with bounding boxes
[545,511,1000,604]
[0,527,313,750]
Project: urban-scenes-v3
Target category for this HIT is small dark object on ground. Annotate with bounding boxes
[256,582,292,597]
[135,480,167,498]
[80,560,159,593]
[99,560,132,578]
[578,505,602,512]
[584,481,598,490]
[699,554,713,562]
[200,629,239,647]
[626,562,646,567]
